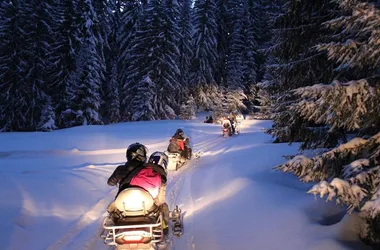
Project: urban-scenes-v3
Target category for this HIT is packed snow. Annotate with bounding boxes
[0,114,370,250]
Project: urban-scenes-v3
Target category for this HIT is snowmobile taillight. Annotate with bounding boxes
[122,235,144,244]
[115,230,152,244]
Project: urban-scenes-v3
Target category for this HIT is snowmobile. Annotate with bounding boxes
[101,187,168,249]
[166,136,192,171]
[234,121,241,134]
[166,152,187,171]
[166,147,192,171]
[222,122,233,137]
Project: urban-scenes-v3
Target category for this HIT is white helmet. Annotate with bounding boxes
[148,151,169,171]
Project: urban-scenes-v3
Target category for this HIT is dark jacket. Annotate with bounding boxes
[167,133,190,153]
[108,160,167,196]
[107,160,144,188]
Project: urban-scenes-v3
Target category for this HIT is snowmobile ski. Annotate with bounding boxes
[171,205,183,236]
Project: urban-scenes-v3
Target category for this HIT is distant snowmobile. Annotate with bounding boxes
[234,114,244,134]
[166,129,192,171]
[222,118,233,137]
[101,187,182,249]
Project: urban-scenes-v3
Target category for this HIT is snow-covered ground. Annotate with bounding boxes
[0,114,370,250]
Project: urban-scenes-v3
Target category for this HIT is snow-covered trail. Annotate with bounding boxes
[167,120,370,250]
[0,119,221,250]
[0,118,370,250]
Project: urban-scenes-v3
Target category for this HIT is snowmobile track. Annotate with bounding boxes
[46,189,114,250]
[166,134,224,250]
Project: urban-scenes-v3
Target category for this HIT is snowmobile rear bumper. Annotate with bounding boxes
[101,214,164,248]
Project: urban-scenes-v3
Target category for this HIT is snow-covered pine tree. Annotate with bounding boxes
[190,0,219,110]
[92,0,109,120]
[251,0,271,82]
[221,86,247,113]
[177,0,193,88]
[118,0,143,110]
[66,0,103,126]
[214,0,231,86]
[263,0,340,148]
[241,0,260,112]
[225,0,256,113]
[123,0,181,120]
[0,0,54,131]
[50,0,82,128]
[277,0,380,245]
[103,0,122,123]
[0,1,23,131]
[28,0,58,131]
[226,0,244,90]
[179,95,197,120]
[38,93,56,131]
[129,75,156,121]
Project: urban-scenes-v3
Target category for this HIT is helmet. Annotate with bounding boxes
[176,128,184,136]
[126,142,148,162]
[148,151,169,170]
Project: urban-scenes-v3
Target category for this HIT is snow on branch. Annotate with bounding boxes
[362,187,380,218]
[318,0,380,71]
[291,79,379,132]
[277,133,380,216]
[308,178,367,213]
[276,133,380,182]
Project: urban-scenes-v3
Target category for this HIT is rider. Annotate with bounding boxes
[235,113,244,131]
[167,129,192,160]
[204,115,214,123]
[107,145,170,233]
[227,115,236,134]
[222,116,232,134]
[107,142,148,196]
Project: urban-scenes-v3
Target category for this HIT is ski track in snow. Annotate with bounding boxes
[28,125,223,250]
[167,134,226,250]
[46,189,113,250]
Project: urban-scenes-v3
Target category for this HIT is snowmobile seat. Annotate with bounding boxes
[114,187,157,217]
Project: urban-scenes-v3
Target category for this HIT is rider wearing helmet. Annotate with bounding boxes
[144,151,170,234]
[107,142,148,195]
[167,129,192,160]
[227,115,236,133]
[107,149,170,233]
[135,151,168,205]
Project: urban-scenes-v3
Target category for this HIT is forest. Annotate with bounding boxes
[0,0,379,247]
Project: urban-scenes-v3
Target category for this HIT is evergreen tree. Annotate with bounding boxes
[177,0,193,88]
[92,0,110,117]
[66,0,103,126]
[129,75,156,121]
[0,0,54,131]
[179,95,197,120]
[241,0,261,112]
[190,0,219,110]
[123,0,181,120]
[215,0,231,86]
[118,0,142,108]
[226,0,244,89]
[263,0,340,148]
[104,0,122,123]
[51,0,82,128]
[28,0,58,131]
[276,1,380,246]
